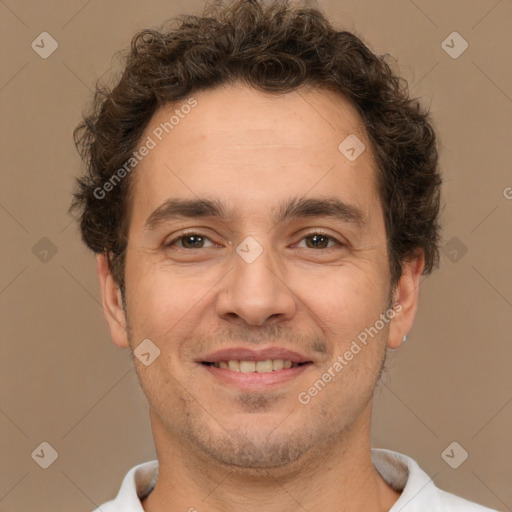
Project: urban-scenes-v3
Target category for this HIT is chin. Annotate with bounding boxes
[202,433,310,470]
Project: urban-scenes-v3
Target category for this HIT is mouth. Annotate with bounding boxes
[200,355,314,392]
[198,348,314,390]
[201,359,309,372]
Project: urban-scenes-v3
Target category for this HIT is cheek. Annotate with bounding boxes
[294,264,388,341]
[124,253,217,336]
[124,239,389,343]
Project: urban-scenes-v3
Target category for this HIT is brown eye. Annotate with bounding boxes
[165,233,216,249]
[296,232,341,249]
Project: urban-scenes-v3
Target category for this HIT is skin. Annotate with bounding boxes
[97,83,424,512]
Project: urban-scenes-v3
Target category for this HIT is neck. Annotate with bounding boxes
[141,404,401,512]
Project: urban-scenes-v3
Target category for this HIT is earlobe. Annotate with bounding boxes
[96,252,130,349]
[387,251,425,349]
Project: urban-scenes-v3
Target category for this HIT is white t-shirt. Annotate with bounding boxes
[92,448,497,511]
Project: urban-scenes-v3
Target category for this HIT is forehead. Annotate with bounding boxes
[128,83,379,226]
[153,83,369,155]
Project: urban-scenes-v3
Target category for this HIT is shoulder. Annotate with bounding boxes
[434,487,499,511]
[371,448,498,511]
[90,460,159,512]
[91,500,117,512]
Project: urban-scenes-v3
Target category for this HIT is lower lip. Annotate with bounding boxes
[201,363,313,391]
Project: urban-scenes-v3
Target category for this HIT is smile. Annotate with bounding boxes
[200,360,314,391]
[201,359,307,372]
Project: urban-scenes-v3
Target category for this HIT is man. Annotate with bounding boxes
[71,0,496,510]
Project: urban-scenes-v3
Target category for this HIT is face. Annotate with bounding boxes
[99,83,422,471]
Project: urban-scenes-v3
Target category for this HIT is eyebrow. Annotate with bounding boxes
[144,196,367,231]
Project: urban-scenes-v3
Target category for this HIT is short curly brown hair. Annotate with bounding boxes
[71,0,442,294]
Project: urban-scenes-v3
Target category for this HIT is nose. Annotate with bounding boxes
[216,239,297,327]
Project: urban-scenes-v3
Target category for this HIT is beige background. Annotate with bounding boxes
[1,0,511,510]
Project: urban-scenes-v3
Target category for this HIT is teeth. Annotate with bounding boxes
[256,360,273,373]
[240,361,256,373]
[228,360,240,372]
[272,359,284,371]
[213,359,300,373]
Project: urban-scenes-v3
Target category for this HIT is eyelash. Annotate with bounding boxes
[164,230,343,250]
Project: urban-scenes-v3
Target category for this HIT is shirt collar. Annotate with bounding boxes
[108,448,435,511]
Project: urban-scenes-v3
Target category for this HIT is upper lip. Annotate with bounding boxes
[199,347,313,364]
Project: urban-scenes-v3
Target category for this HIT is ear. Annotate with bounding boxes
[96,252,130,349]
[387,251,425,349]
